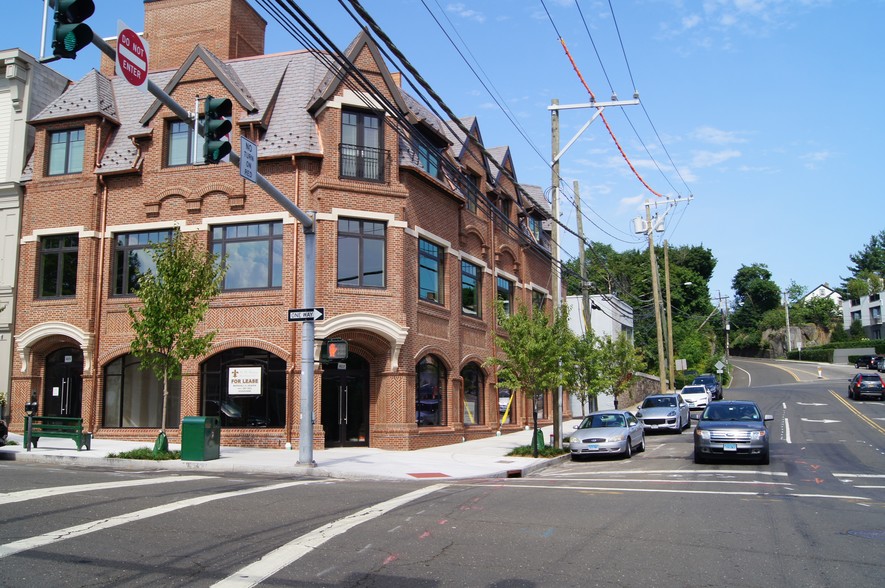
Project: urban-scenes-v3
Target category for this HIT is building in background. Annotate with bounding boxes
[0,49,68,420]
[844,291,883,340]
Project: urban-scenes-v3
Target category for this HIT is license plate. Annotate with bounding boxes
[588,444,599,451]
[724,443,737,451]
[651,425,658,429]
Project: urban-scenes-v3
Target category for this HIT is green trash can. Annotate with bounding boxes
[534,428,545,449]
[181,416,220,461]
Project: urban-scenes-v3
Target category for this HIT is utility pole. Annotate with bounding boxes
[550,95,639,423]
[664,240,676,390]
[550,99,562,449]
[574,181,592,335]
[646,204,667,393]
[784,290,792,354]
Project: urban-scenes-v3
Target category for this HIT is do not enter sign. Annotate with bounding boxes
[116,21,149,92]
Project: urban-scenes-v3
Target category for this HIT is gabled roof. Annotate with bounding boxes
[31,69,118,125]
[140,45,258,125]
[521,184,552,218]
[308,30,412,122]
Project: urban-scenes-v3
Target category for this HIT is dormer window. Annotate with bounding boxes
[167,119,204,166]
[341,109,383,181]
[415,139,441,179]
[47,128,85,175]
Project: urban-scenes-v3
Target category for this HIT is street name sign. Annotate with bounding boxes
[288,307,325,322]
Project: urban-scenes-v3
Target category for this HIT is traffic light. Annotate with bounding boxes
[321,338,349,363]
[203,95,232,164]
[52,0,95,59]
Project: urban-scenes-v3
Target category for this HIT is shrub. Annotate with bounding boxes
[107,447,181,460]
[507,445,567,458]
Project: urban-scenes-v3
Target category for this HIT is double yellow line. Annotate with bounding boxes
[829,390,885,435]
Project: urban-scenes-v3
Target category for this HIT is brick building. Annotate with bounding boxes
[10,0,559,450]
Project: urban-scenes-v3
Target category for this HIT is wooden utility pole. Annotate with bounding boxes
[646,203,667,393]
[574,181,592,334]
[664,240,675,389]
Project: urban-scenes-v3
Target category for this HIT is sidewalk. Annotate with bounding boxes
[0,420,582,481]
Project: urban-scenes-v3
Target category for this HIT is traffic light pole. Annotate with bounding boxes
[85,27,321,466]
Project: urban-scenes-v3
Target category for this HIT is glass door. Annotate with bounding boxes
[43,347,83,418]
[321,353,369,447]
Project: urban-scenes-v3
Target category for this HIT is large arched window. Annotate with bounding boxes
[103,354,180,428]
[201,347,286,428]
[416,355,446,427]
[461,363,483,426]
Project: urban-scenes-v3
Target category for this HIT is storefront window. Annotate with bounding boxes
[201,348,286,428]
[461,363,483,426]
[103,354,180,428]
[416,355,446,427]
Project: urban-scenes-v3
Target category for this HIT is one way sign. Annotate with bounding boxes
[287,307,325,322]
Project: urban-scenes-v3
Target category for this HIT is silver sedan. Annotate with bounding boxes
[565,410,645,460]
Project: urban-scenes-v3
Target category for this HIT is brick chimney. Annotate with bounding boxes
[101,0,267,76]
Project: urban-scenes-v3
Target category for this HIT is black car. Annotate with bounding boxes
[692,374,723,400]
[848,373,885,401]
[693,400,773,465]
[854,355,881,369]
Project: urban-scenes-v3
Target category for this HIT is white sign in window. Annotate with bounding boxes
[228,366,262,396]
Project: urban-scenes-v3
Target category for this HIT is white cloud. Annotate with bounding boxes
[691,149,742,168]
[446,3,486,23]
[800,150,832,169]
[692,126,749,145]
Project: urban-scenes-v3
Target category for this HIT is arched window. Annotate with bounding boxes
[201,347,287,428]
[416,355,446,427]
[103,354,180,428]
[461,363,483,426]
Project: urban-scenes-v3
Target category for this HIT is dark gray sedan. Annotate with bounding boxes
[692,400,773,465]
[565,410,645,460]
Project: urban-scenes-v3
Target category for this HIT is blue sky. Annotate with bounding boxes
[6,0,884,302]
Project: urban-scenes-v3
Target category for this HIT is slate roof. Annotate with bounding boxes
[31,69,118,124]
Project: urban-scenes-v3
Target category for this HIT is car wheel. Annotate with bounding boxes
[694,451,705,464]
[623,439,633,459]
[638,436,646,453]
[758,450,770,465]
[570,454,582,462]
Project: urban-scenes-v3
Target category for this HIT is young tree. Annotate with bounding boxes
[565,332,610,417]
[127,230,226,452]
[607,332,643,406]
[486,303,571,456]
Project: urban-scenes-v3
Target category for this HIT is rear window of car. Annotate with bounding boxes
[859,375,882,382]
[682,386,706,394]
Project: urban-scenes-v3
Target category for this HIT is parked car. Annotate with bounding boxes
[692,400,773,465]
[692,374,723,400]
[0,419,7,447]
[636,393,690,433]
[854,355,881,369]
[679,384,711,411]
[876,356,885,373]
[565,410,645,460]
[848,373,885,401]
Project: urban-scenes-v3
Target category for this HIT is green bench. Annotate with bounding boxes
[24,416,92,451]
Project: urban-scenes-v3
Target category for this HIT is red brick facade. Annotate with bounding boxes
[11,0,561,451]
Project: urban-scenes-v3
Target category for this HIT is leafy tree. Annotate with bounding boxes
[127,230,226,451]
[607,332,643,406]
[486,303,571,456]
[849,319,865,339]
[845,230,885,283]
[731,263,782,330]
[784,280,806,305]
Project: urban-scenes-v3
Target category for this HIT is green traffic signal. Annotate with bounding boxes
[52,0,95,60]
[203,95,233,164]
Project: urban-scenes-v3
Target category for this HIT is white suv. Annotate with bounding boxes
[679,384,711,410]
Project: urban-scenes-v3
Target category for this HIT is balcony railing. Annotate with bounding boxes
[339,143,387,182]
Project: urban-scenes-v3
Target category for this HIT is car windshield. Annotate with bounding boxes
[682,387,705,394]
[642,397,676,408]
[703,404,759,421]
[581,414,626,428]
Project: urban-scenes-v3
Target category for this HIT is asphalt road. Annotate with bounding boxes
[1,360,882,587]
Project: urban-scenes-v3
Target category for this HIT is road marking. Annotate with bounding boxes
[0,480,318,560]
[829,390,885,435]
[785,417,792,444]
[797,402,827,406]
[466,483,867,501]
[0,475,214,505]
[212,483,447,588]
[732,363,751,387]
[531,477,791,486]
[834,474,885,478]
[545,469,788,477]
[800,418,841,424]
